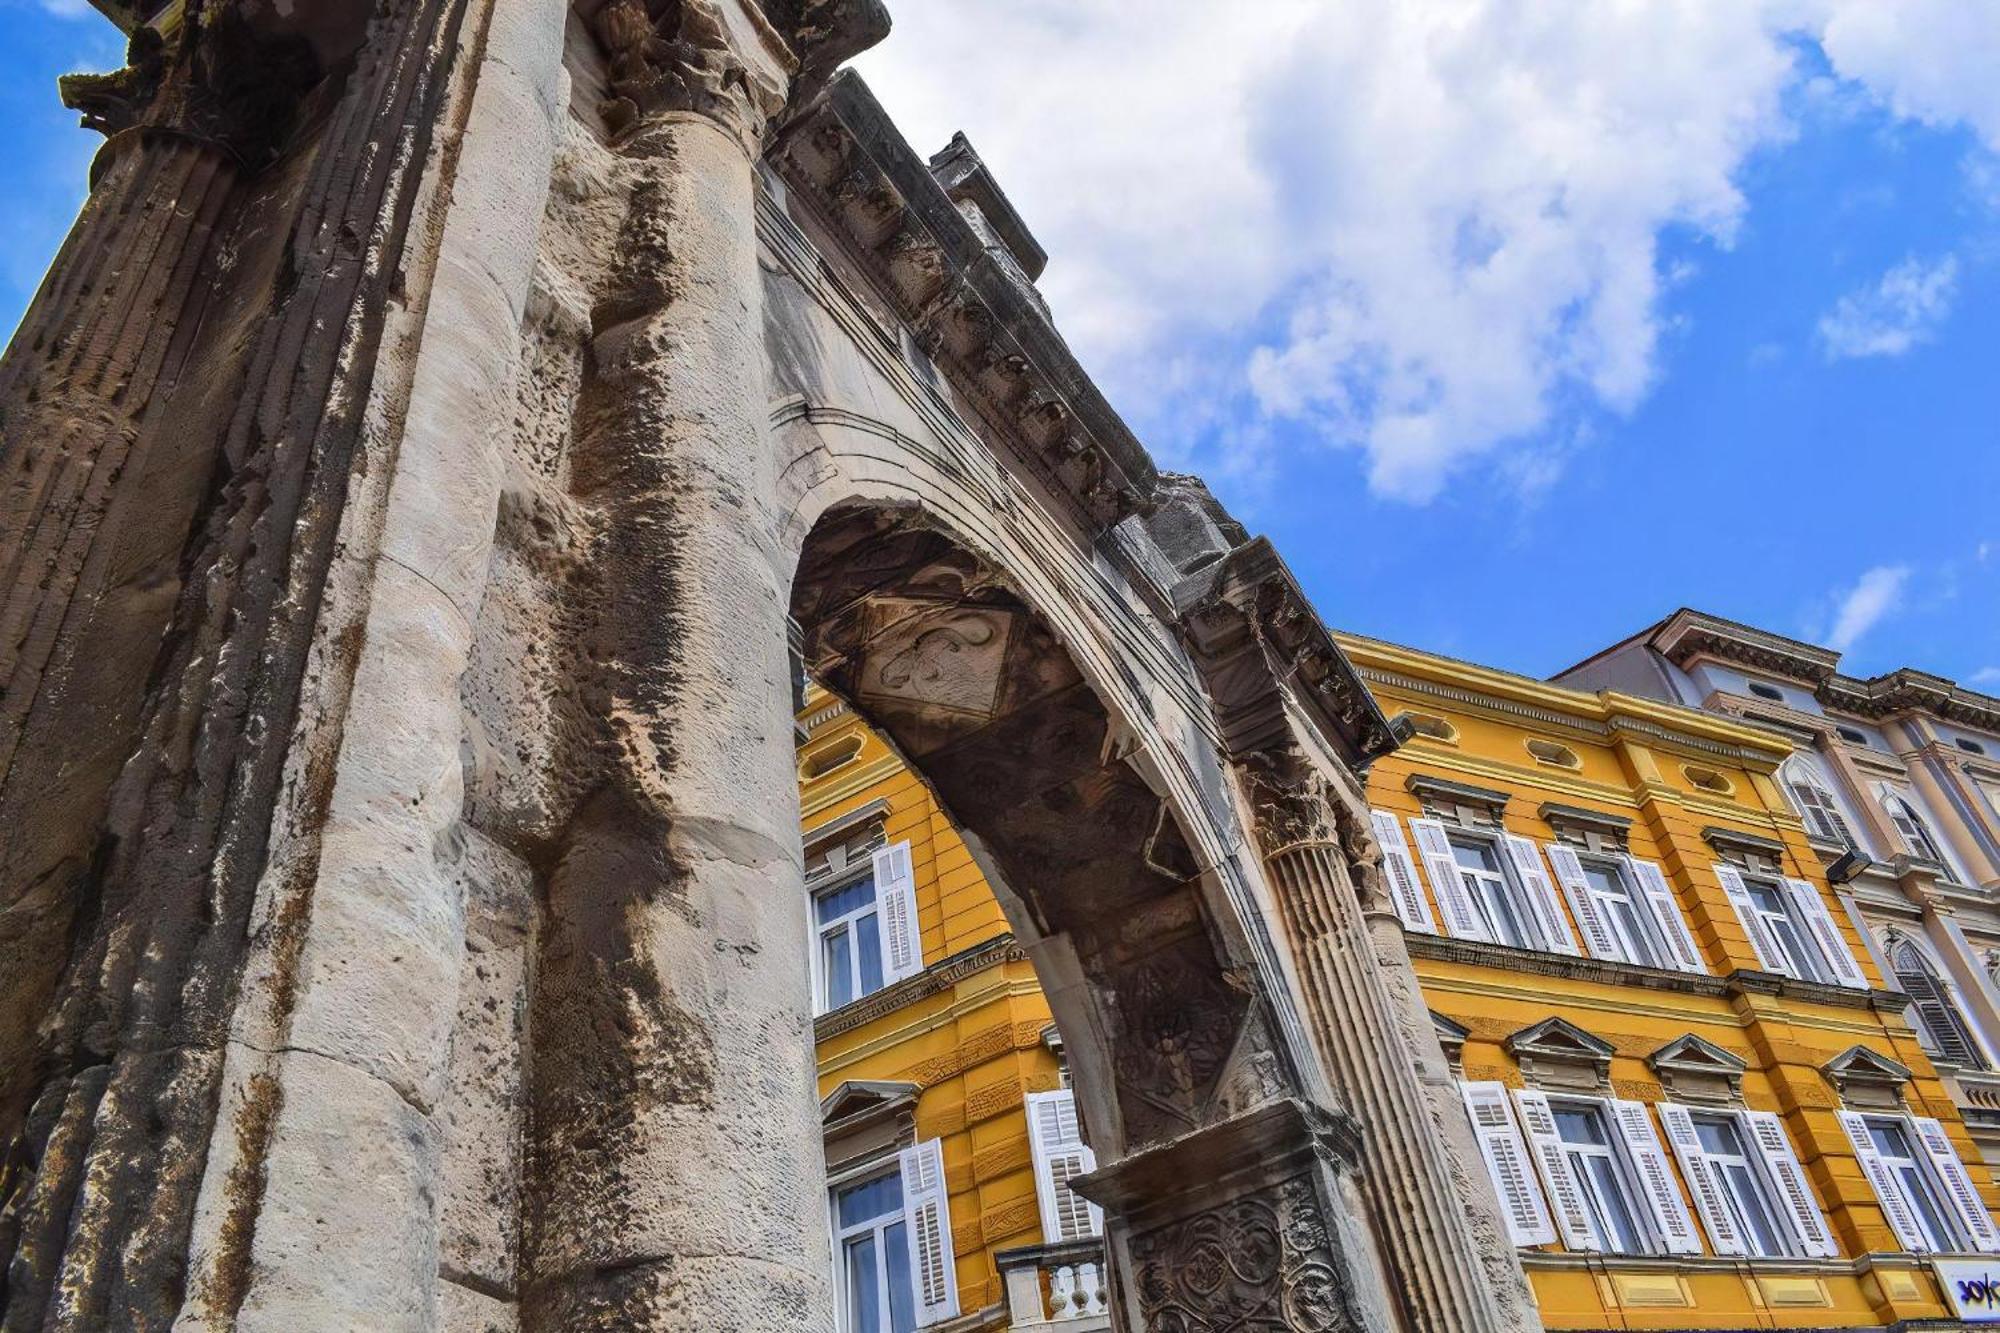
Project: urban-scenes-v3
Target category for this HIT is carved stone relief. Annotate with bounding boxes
[1129,1176,1359,1333]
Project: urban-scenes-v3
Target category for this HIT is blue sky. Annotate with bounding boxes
[5,3,1996,689]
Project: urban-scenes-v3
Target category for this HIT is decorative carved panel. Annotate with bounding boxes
[1130,1175,1359,1332]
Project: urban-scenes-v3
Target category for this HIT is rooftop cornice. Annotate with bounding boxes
[769,71,1156,532]
[1651,609,1842,685]
[1334,632,1795,766]
[1822,668,2000,730]
[1587,610,2000,732]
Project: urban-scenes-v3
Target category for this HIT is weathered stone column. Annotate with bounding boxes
[1176,534,1529,1333]
[518,4,832,1328]
[1253,786,1529,1333]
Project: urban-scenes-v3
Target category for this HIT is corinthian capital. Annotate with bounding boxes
[587,0,798,151]
[59,2,324,174]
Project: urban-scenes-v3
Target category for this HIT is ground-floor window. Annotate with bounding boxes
[834,1170,917,1333]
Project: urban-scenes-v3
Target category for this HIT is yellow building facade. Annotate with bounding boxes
[1341,632,2000,1330]
[798,687,1109,1333]
[798,626,2000,1331]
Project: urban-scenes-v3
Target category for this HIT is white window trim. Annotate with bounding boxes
[1539,1094,1660,1256]
[1841,1110,2000,1256]
[1658,1102,1814,1260]
[826,1138,960,1331]
[810,841,923,1017]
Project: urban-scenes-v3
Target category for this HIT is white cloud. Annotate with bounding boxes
[1971,667,2000,687]
[855,3,2000,503]
[1815,254,1960,359]
[1825,564,1913,652]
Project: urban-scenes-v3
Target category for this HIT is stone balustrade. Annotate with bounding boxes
[996,1240,1112,1329]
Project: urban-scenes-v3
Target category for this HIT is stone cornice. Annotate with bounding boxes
[1650,609,1842,684]
[1179,539,1397,768]
[813,933,1024,1042]
[769,71,1156,532]
[1610,608,2000,734]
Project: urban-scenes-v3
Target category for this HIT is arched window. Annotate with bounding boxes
[1879,786,1948,866]
[1781,756,1855,849]
[1889,937,1988,1070]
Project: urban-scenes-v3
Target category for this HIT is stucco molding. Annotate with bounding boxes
[813,934,1025,1042]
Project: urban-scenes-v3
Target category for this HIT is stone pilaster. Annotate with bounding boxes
[0,4,463,1327]
[1249,764,1517,1333]
[515,4,833,1328]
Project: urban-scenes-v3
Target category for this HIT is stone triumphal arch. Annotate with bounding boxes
[0,1,1539,1329]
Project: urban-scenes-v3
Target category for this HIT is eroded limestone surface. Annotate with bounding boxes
[0,2,1539,1330]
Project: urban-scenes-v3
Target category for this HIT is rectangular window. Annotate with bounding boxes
[1691,1113,1788,1258]
[1551,1101,1646,1254]
[1451,835,1531,949]
[1744,877,1826,983]
[1578,859,1665,970]
[829,1140,959,1331]
[834,1171,918,1333]
[811,841,923,1015]
[1867,1118,1965,1253]
[817,874,885,1011]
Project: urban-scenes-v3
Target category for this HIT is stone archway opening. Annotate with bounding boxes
[791,502,1373,1331]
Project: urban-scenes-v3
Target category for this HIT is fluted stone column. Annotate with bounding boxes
[518,4,832,1328]
[1262,833,1516,1333]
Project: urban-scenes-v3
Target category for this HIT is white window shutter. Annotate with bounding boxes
[1025,1091,1103,1242]
[1544,842,1623,961]
[1458,1082,1555,1245]
[806,890,826,1017]
[1608,1100,1703,1256]
[900,1138,960,1325]
[1782,877,1868,989]
[1838,1111,1930,1252]
[1713,863,1781,973]
[1656,1102,1746,1257]
[1623,856,1706,974]
[1741,1110,1837,1257]
[1910,1116,2000,1254]
[1512,1090,1603,1251]
[1371,809,1438,934]
[873,841,923,984]
[1503,835,1580,956]
[1410,818,1490,942]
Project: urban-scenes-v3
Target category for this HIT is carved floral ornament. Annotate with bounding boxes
[59,1,322,173]
[1130,1177,1358,1333]
[588,0,794,145]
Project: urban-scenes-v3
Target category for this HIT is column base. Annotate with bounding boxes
[1079,1098,1395,1332]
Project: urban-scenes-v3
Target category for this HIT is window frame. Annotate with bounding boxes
[828,1161,918,1333]
[1740,873,1829,985]
[1888,936,1989,1070]
[1547,1097,1651,1255]
[1689,1111,1793,1259]
[1864,1116,1968,1254]
[1882,788,1949,866]
[814,866,886,1014]
[1781,755,1858,851]
[1446,830,1533,950]
[1575,855,1667,971]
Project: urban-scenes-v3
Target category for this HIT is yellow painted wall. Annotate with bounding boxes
[800,628,2000,1330]
[1341,633,1994,1330]
[800,691,1065,1320]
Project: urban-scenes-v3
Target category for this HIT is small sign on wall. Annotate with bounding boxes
[1937,1258,2000,1322]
